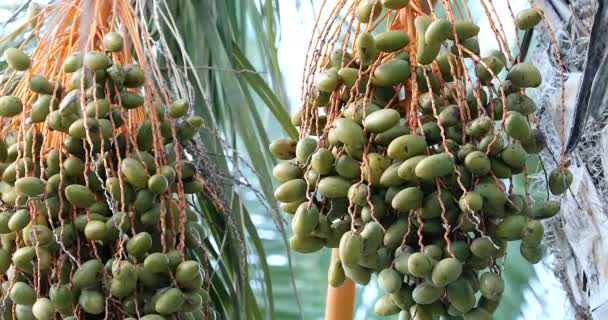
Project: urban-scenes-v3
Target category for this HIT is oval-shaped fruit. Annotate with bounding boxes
[50,285,73,315]
[79,290,104,315]
[30,97,52,123]
[12,246,36,273]
[168,99,189,118]
[378,268,402,293]
[155,288,184,315]
[507,92,536,115]
[507,63,542,88]
[375,30,409,52]
[318,176,350,198]
[459,192,483,212]
[65,185,96,208]
[449,21,480,40]
[73,259,103,288]
[63,156,86,177]
[387,135,426,161]
[274,179,307,203]
[522,128,547,154]
[175,260,200,285]
[505,111,531,141]
[476,55,504,82]
[548,168,573,195]
[335,155,361,179]
[395,155,424,181]
[84,51,111,70]
[289,234,324,253]
[447,279,475,313]
[374,295,401,316]
[431,258,462,287]
[392,187,423,212]
[0,96,23,117]
[376,125,410,146]
[479,272,504,301]
[316,68,340,93]
[382,0,410,9]
[15,177,44,197]
[292,203,320,235]
[394,252,411,274]
[412,281,443,305]
[29,75,54,94]
[501,143,527,169]
[361,222,384,255]
[363,109,400,133]
[106,64,126,86]
[496,215,528,241]
[269,138,297,160]
[328,259,346,287]
[62,53,82,73]
[438,105,461,127]
[520,242,544,264]
[464,151,491,176]
[379,162,405,187]
[521,219,544,246]
[515,8,542,30]
[124,64,145,87]
[32,297,54,320]
[343,263,372,285]
[347,183,368,207]
[408,252,431,278]
[415,16,440,65]
[121,158,149,188]
[11,282,36,305]
[470,237,498,259]
[126,232,152,258]
[311,148,334,175]
[425,18,452,45]
[4,48,30,70]
[356,0,382,23]
[0,248,9,274]
[362,152,390,184]
[103,32,124,51]
[280,201,303,215]
[120,92,144,109]
[531,200,560,220]
[148,174,169,194]
[464,308,494,320]
[390,286,415,311]
[357,31,377,66]
[337,68,359,88]
[295,137,317,164]
[451,37,480,57]
[339,231,363,266]
[415,153,454,179]
[144,252,170,273]
[383,219,409,249]
[333,118,365,147]
[372,60,411,87]
[84,220,109,241]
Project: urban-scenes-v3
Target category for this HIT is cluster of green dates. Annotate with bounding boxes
[271,3,571,320]
[0,32,211,319]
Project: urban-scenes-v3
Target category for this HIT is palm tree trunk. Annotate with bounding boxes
[532,1,605,319]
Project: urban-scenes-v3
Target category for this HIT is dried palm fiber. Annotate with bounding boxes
[527,0,607,318]
[0,0,222,319]
[270,0,571,318]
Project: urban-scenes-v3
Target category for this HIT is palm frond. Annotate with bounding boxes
[146,0,300,318]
